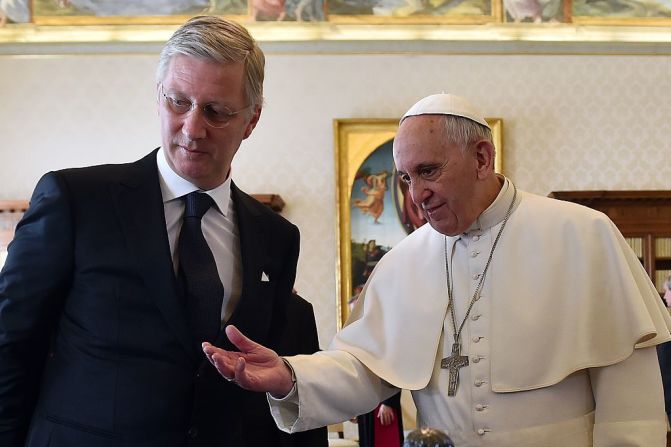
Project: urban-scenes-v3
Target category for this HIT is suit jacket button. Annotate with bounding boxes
[188,427,198,438]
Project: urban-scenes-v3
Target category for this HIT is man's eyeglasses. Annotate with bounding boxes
[159,84,252,129]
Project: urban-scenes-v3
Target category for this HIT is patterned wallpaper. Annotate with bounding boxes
[1,53,670,346]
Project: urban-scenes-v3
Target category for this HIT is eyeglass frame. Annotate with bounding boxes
[158,83,253,129]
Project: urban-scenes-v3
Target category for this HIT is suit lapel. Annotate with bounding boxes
[217,184,275,349]
[110,150,197,361]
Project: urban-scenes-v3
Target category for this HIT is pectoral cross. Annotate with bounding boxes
[441,343,469,396]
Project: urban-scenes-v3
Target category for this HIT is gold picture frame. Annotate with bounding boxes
[334,118,503,327]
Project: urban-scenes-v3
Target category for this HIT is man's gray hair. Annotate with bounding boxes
[443,115,493,153]
[156,16,265,108]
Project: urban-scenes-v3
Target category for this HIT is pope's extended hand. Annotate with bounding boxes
[202,325,294,398]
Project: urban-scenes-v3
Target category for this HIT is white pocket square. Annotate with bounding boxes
[261,271,270,282]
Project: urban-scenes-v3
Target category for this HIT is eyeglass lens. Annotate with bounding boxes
[161,86,247,128]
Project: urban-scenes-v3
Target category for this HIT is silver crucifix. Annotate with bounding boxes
[440,343,469,396]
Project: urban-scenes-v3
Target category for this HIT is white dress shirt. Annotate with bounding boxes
[156,148,242,323]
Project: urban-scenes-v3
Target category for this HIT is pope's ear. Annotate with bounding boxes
[473,139,495,178]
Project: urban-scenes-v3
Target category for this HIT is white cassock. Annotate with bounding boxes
[270,176,671,447]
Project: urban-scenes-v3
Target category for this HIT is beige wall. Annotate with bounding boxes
[1,51,670,346]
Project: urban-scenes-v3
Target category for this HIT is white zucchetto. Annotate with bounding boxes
[401,93,490,129]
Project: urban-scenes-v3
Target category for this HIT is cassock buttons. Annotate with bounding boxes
[472,273,481,280]
[472,336,481,343]
[475,404,484,411]
[473,235,480,241]
[477,428,486,435]
[472,355,481,363]
[471,314,481,321]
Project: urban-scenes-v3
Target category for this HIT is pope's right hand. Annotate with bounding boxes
[202,325,294,398]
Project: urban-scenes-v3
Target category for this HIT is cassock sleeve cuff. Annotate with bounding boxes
[593,420,667,446]
[267,358,300,433]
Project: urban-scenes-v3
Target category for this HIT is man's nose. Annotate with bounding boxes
[181,108,207,139]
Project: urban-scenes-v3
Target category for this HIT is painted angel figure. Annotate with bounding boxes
[353,171,389,223]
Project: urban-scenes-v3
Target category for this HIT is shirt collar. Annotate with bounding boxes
[156,147,232,216]
[466,175,514,234]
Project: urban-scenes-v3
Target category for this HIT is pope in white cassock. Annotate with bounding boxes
[203,93,671,446]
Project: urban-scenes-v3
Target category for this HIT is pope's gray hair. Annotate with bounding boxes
[442,115,493,152]
[156,16,265,108]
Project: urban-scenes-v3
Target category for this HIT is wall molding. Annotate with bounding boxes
[2,23,671,55]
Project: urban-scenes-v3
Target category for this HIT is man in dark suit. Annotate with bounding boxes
[0,15,326,447]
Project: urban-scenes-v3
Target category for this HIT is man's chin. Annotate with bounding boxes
[174,164,207,185]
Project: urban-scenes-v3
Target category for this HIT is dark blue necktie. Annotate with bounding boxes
[178,192,224,347]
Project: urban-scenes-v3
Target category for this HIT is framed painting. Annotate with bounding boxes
[2,0,671,27]
[502,0,572,22]
[334,118,503,327]
[6,0,497,25]
[572,0,671,25]
[328,0,502,24]
[30,0,246,25]
[3,1,671,43]
[2,0,324,24]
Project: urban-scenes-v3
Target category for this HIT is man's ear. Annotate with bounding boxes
[474,139,496,179]
[242,106,262,140]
